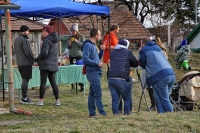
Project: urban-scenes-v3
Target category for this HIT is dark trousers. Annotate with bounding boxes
[147,87,155,107]
[21,79,29,98]
[18,65,32,99]
[39,70,59,100]
[106,63,110,79]
[118,76,133,113]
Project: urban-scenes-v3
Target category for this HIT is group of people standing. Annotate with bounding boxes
[14,23,176,117]
[82,25,176,116]
[14,23,86,106]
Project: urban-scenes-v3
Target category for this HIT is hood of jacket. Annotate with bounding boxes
[146,41,157,46]
[45,32,59,43]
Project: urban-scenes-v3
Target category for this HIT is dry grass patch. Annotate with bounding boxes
[0,53,200,132]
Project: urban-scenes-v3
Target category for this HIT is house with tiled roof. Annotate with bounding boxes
[49,2,151,52]
[1,17,45,32]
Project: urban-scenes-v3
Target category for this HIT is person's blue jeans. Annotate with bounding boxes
[118,76,133,113]
[86,73,106,116]
[108,78,131,115]
[152,75,176,113]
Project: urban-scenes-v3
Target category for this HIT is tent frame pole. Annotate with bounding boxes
[108,15,110,59]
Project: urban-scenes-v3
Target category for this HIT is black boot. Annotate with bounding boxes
[148,88,156,111]
[70,84,75,90]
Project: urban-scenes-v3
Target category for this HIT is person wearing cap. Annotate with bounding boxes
[67,23,85,92]
[108,39,138,115]
[139,37,175,113]
[34,25,60,106]
[14,25,34,104]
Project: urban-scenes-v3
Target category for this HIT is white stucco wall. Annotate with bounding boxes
[189,32,200,49]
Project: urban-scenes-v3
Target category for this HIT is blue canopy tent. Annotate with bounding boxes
[8,0,110,18]
[1,0,110,101]
[5,0,110,44]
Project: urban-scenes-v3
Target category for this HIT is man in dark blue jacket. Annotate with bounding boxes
[108,39,138,115]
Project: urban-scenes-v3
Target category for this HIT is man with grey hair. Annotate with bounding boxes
[139,37,175,113]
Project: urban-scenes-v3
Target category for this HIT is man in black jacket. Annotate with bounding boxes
[14,25,34,104]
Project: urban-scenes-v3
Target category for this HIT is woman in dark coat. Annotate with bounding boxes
[35,25,60,106]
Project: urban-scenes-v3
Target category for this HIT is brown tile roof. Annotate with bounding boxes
[60,2,151,39]
[1,17,45,32]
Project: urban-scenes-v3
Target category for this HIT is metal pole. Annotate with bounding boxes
[167,25,171,49]
[108,16,110,57]
[195,0,198,25]
[0,10,5,101]
[58,17,61,56]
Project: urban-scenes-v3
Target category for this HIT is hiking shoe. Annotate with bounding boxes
[70,87,75,91]
[118,111,123,115]
[89,114,98,118]
[55,101,60,106]
[70,88,75,90]
[150,106,156,111]
[36,101,44,106]
[20,98,34,104]
[147,106,156,111]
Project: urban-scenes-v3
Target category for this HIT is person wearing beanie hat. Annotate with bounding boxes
[175,39,191,69]
[42,25,54,34]
[176,39,188,50]
[180,39,188,47]
[34,25,60,106]
[114,39,129,50]
[108,38,138,115]
[118,39,127,46]
[20,25,29,32]
[116,39,135,114]
[68,23,85,92]
[14,25,34,104]
[71,23,78,32]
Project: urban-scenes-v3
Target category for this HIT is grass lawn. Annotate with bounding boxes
[0,53,200,133]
